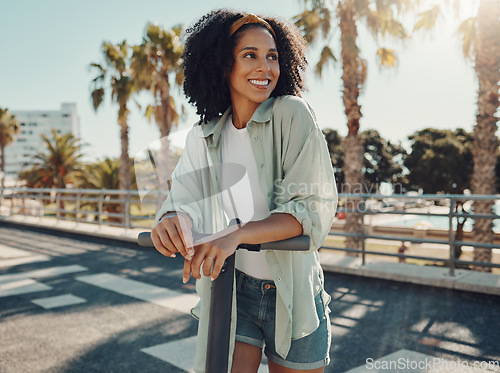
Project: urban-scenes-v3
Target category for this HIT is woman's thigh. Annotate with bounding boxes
[231,341,262,373]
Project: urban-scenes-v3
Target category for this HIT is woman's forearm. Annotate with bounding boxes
[233,213,303,246]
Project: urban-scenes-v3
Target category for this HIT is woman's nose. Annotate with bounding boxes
[256,57,271,72]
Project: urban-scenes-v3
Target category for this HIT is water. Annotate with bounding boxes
[383,201,499,233]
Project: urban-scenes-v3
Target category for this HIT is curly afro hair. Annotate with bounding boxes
[182,9,308,123]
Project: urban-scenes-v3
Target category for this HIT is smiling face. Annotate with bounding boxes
[227,26,280,115]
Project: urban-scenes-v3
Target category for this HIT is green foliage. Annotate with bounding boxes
[0,108,20,149]
[76,157,137,190]
[322,128,406,191]
[362,129,406,191]
[404,128,473,193]
[322,128,344,186]
[19,129,84,188]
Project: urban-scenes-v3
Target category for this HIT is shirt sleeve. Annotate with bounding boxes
[154,126,207,232]
[270,97,338,252]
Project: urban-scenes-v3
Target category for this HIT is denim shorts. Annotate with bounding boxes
[235,269,331,370]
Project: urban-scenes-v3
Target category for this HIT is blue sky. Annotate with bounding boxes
[0,0,479,161]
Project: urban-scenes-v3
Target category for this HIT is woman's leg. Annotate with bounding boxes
[268,359,325,373]
[231,341,263,373]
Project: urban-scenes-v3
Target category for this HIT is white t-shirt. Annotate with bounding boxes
[220,115,273,280]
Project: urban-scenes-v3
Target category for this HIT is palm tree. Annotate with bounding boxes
[131,24,184,193]
[414,0,500,271]
[76,158,129,222]
[294,0,412,251]
[89,41,135,191]
[19,129,83,188]
[0,108,20,190]
[19,129,84,214]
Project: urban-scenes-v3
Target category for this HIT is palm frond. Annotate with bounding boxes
[413,5,442,33]
[376,48,397,67]
[456,16,477,60]
[315,45,337,77]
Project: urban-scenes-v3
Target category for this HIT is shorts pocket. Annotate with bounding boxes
[314,292,326,321]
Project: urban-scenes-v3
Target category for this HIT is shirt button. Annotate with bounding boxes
[267,192,271,197]
[254,136,258,141]
[260,163,264,168]
[276,277,281,282]
[288,305,292,309]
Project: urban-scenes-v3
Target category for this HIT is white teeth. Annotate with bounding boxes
[249,79,269,86]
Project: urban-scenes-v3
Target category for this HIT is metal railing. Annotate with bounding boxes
[330,193,500,276]
[0,188,499,275]
[0,187,167,230]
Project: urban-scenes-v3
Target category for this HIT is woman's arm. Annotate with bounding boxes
[183,213,302,283]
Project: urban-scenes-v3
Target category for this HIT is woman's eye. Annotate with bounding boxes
[268,54,278,61]
[244,53,256,59]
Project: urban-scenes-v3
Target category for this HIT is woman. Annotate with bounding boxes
[152,9,337,373]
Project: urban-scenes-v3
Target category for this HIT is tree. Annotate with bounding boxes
[75,158,136,222]
[323,128,406,192]
[295,0,413,250]
[131,23,184,193]
[415,0,500,271]
[404,128,473,194]
[89,41,135,191]
[405,127,474,259]
[18,129,83,188]
[0,108,20,190]
[322,128,345,186]
[18,129,84,215]
[362,129,406,193]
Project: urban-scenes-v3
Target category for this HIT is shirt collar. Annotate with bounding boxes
[200,97,275,146]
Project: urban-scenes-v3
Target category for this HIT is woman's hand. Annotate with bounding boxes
[182,232,241,283]
[151,212,194,260]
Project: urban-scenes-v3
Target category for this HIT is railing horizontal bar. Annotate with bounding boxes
[328,232,449,245]
[454,241,500,249]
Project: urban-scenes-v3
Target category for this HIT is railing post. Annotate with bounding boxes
[125,190,130,231]
[448,196,456,276]
[361,195,366,266]
[22,189,26,219]
[39,190,43,220]
[55,190,60,221]
[76,190,81,225]
[98,191,103,227]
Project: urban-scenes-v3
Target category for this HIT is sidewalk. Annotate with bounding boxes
[2,214,499,297]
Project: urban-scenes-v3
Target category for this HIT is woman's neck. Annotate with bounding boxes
[231,99,259,129]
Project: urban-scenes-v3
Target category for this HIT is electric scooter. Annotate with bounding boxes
[138,228,309,373]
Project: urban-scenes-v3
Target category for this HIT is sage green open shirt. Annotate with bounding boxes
[155,95,337,373]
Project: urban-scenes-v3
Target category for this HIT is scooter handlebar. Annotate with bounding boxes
[137,231,309,252]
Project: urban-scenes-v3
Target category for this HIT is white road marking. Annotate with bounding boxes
[141,336,269,373]
[0,244,33,258]
[0,255,50,268]
[0,278,52,297]
[0,265,88,284]
[31,294,87,309]
[76,273,199,315]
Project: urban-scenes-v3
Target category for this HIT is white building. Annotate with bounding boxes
[4,103,80,184]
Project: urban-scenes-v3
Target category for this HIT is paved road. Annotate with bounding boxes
[1,224,499,373]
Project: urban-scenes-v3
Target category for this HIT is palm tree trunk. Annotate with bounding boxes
[118,104,131,225]
[118,104,131,191]
[471,0,500,272]
[339,0,365,251]
[0,143,5,190]
[155,85,174,208]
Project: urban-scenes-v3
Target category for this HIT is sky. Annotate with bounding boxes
[0,0,481,163]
